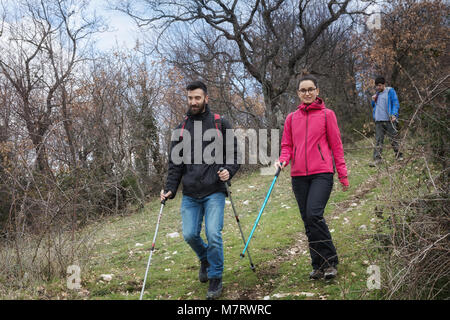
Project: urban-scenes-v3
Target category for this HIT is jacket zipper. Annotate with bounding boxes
[318,143,324,161]
[305,109,308,175]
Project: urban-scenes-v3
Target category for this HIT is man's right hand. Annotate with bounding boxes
[372,94,377,101]
[160,190,173,202]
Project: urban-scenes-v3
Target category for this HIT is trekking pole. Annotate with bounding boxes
[390,117,398,133]
[240,163,284,258]
[219,168,256,272]
[139,198,167,300]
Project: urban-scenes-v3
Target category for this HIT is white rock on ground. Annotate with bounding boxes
[100,274,113,282]
[166,232,180,238]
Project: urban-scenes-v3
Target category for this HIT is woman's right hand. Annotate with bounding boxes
[274,160,287,170]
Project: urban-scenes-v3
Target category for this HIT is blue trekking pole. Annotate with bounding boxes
[240,163,285,258]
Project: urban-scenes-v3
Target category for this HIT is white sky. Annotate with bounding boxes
[88,0,142,51]
[3,0,380,52]
[0,0,141,51]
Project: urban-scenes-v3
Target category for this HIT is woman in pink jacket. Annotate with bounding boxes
[275,75,349,280]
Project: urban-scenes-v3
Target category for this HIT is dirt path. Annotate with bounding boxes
[229,169,385,300]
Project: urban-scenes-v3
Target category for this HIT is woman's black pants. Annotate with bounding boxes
[292,173,338,270]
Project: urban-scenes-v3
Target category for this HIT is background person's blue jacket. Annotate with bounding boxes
[371,87,400,120]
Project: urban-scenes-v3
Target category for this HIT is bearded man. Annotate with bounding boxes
[160,81,240,299]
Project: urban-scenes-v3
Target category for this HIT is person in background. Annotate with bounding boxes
[370,76,403,167]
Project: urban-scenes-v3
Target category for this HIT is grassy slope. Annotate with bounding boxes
[4,138,420,300]
[78,139,390,300]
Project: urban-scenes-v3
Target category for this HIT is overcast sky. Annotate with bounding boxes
[2,0,379,52]
[88,0,141,52]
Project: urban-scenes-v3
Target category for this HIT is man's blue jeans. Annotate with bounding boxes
[181,192,225,279]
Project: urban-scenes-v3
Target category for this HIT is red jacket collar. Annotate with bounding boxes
[297,97,325,111]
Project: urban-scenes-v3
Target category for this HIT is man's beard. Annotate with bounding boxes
[188,102,206,115]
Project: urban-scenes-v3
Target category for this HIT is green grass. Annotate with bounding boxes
[2,138,432,300]
[75,139,386,300]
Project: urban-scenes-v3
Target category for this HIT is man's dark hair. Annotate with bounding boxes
[186,81,207,94]
[298,74,319,89]
[375,76,386,85]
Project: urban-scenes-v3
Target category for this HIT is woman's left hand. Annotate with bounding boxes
[342,185,349,192]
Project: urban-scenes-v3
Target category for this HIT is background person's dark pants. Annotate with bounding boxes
[292,173,338,270]
[373,121,402,160]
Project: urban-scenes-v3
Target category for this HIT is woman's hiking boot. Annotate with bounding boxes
[324,266,338,280]
[309,269,324,280]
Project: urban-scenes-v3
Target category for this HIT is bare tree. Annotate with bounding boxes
[0,0,106,283]
[114,0,375,128]
[0,0,102,175]
[356,0,450,299]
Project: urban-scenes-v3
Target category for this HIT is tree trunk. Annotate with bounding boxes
[61,87,77,168]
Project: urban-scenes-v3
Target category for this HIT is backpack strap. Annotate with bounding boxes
[180,114,222,140]
[374,87,391,104]
[214,113,222,139]
[179,116,189,140]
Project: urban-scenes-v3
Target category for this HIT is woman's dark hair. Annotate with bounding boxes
[298,74,318,89]
[375,76,385,85]
[186,81,208,94]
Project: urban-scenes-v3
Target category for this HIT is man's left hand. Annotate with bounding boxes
[391,115,397,122]
[218,169,230,181]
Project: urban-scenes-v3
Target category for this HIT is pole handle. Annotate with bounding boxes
[161,191,168,205]
[275,166,281,177]
[275,162,286,177]
[219,167,231,186]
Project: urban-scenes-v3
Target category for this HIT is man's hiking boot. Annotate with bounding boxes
[206,278,222,300]
[309,269,324,280]
[324,266,338,280]
[199,259,209,283]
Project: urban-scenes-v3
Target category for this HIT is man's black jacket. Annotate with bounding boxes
[164,105,240,199]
